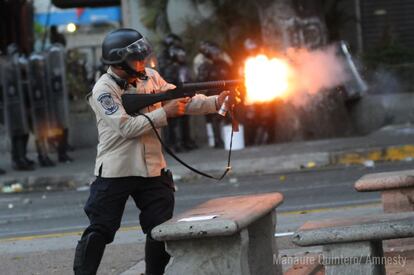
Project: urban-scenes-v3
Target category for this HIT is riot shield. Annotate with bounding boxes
[0,58,5,126]
[1,55,30,137]
[337,41,368,101]
[28,53,51,141]
[45,45,70,131]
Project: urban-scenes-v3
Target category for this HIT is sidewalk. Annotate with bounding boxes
[2,124,414,192]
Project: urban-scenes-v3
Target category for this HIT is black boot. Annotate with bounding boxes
[172,144,185,153]
[36,140,55,167]
[22,134,35,165]
[11,135,34,171]
[24,157,35,166]
[11,135,20,166]
[38,155,55,167]
[64,128,75,151]
[58,152,73,163]
[182,139,198,151]
[57,132,73,163]
[12,160,35,171]
[145,235,170,275]
[179,116,198,151]
[73,232,106,275]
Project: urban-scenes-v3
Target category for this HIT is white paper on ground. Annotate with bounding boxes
[178,215,218,222]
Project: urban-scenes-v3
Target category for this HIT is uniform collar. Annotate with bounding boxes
[107,67,129,90]
[107,67,149,90]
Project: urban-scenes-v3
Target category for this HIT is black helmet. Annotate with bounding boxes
[199,41,221,60]
[6,43,19,57]
[168,45,186,64]
[101,28,154,79]
[163,33,182,48]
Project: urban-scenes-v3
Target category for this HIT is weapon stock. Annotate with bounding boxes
[121,79,242,115]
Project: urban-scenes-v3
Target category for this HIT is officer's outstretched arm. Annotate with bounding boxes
[185,94,218,116]
[90,89,168,139]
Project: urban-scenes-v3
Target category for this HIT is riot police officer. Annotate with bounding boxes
[0,53,7,174]
[2,44,34,171]
[27,53,55,167]
[196,41,233,148]
[45,45,73,163]
[73,28,230,275]
[161,43,198,152]
[158,33,182,78]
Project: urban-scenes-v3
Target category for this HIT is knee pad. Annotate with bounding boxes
[73,232,106,275]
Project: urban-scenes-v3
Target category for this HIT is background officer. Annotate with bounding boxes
[161,43,198,152]
[157,33,182,78]
[73,28,231,275]
[196,41,233,148]
[3,44,34,171]
[0,51,6,174]
[45,45,73,163]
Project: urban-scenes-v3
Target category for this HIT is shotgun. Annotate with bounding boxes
[121,79,242,116]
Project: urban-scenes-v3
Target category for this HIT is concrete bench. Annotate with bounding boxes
[354,169,414,213]
[292,212,414,275]
[152,192,284,275]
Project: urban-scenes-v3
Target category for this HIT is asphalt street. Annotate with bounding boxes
[1,160,413,240]
[1,161,414,274]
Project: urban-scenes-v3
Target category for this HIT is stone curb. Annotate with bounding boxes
[330,144,414,165]
[2,143,414,194]
[0,173,94,194]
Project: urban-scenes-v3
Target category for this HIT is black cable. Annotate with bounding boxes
[139,112,232,181]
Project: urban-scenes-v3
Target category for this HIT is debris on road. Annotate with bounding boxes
[76,186,90,192]
[363,160,375,168]
[1,183,23,193]
[229,178,238,183]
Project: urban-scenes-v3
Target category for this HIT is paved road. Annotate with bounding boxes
[1,161,413,239]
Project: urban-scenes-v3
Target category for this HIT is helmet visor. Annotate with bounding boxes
[109,37,153,62]
[125,53,158,72]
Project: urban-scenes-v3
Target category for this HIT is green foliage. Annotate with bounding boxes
[180,18,227,58]
[322,0,355,42]
[183,0,261,57]
[66,49,90,101]
[140,0,170,33]
[140,0,261,58]
[34,22,46,39]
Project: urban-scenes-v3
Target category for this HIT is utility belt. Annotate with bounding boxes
[98,164,174,189]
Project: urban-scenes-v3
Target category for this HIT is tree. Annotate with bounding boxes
[322,0,355,42]
[140,0,261,57]
[140,0,171,34]
[140,0,340,55]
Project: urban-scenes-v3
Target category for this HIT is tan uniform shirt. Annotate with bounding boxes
[89,67,218,178]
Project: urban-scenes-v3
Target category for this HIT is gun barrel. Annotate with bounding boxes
[176,79,242,95]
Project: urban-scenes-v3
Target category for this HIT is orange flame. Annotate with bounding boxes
[244,55,291,104]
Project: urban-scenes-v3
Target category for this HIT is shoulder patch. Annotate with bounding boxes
[97,93,119,115]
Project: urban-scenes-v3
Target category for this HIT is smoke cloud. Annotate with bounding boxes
[284,46,351,106]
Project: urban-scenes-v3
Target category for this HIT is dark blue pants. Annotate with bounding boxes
[81,172,175,274]
[83,174,174,242]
